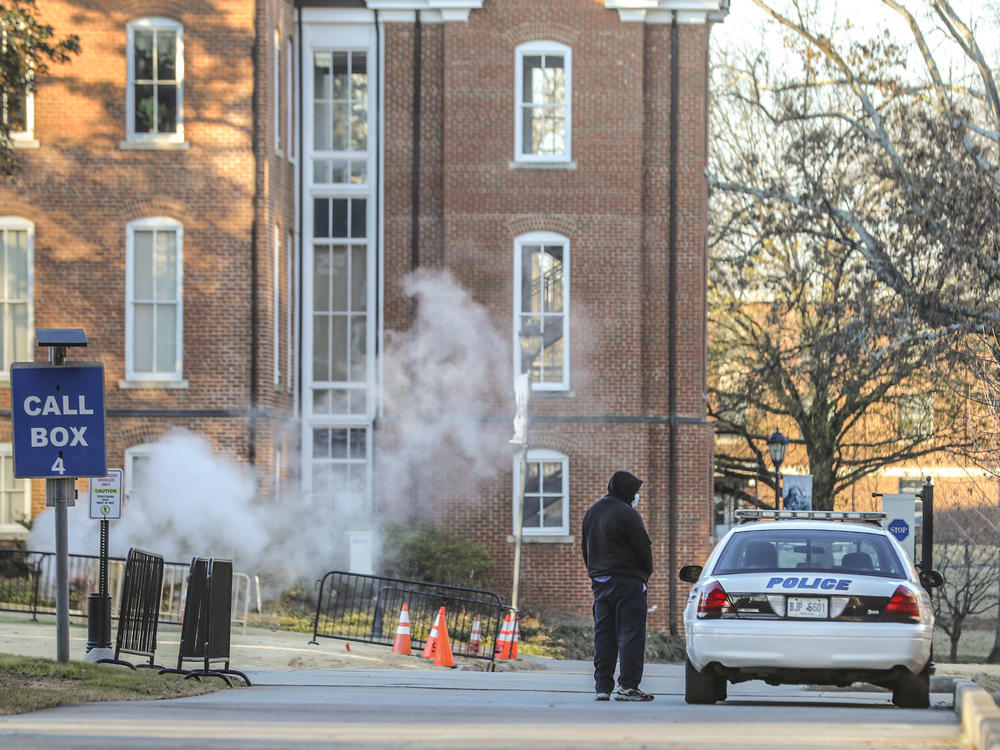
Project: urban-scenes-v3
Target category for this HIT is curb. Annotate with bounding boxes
[955,677,1000,750]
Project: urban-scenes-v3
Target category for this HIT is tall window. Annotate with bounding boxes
[126,18,183,142]
[274,224,282,387]
[312,198,367,415]
[274,29,282,153]
[311,426,368,503]
[0,218,33,377]
[286,38,295,160]
[515,41,571,162]
[898,394,933,441]
[0,445,29,534]
[515,232,569,390]
[126,218,183,380]
[124,444,153,506]
[313,50,367,184]
[2,83,32,142]
[514,449,569,536]
[287,229,295,392]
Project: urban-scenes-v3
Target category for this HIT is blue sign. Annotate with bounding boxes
[888,518,910,542]
[11,363,106,478]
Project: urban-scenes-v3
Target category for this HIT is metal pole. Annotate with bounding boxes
[511,385,530,613]
[49,476,73,663]
[920,479,934,572]
[774,468,781,511]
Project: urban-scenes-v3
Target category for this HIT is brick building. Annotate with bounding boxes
[0,0,726,630]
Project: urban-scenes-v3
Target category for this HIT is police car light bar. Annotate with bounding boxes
[735,510,887,525]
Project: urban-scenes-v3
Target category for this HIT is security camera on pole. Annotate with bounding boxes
[10,329,106,663]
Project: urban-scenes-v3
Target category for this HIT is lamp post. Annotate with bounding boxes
[510,322,543,613]
[766,429,788,510]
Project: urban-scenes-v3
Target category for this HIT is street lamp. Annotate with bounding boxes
[510,322,544,612]
[766,429,788,510]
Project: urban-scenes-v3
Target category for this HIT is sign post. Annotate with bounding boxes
[10,330,106,663]
[86,468,121,659]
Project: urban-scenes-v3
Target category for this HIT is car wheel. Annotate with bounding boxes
[892,664,930,709]
[685,657,719,704]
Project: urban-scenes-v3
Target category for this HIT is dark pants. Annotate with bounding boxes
[591,575,647,693]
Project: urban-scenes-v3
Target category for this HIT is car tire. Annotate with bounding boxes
[685,657,719,704]
[892,664,930,709]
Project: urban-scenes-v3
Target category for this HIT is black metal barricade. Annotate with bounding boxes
[0,548,191,624]
[159,557,250,686]
[98,548,164,669]
[310,570,506,668]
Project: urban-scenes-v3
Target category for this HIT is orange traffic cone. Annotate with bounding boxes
[433,607,454,667]
[495,614,512,659]
[468,616,482,655]
[392,603,412,655]
[510,617,520,659]
[421,609,441,659]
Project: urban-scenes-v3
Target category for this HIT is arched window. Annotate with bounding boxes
[0,217,34,376]
[514,41,571,162]
[514,231,569,390]
[125,217,183,380]
[126,18,184,142]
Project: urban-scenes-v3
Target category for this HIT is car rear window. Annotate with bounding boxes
[713,528,906,578]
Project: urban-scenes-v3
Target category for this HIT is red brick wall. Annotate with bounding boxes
[379,2,716,629]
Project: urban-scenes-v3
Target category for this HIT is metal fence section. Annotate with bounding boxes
[310,571,508,668]
[0,549,251,628]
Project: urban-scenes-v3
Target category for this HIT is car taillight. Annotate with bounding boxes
[882,585,920,622]
[697,581,735,618]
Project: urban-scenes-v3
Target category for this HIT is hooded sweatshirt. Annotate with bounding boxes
[581,470,653,582]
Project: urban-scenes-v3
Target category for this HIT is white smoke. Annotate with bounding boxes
[27,270,514,586]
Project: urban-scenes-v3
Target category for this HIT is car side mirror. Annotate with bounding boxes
[919,569,944,590]
[679,565,703,583]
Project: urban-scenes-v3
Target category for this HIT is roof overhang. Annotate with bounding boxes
[604,0,730,23]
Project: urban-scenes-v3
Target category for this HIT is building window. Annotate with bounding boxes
[0,218,33,378]
[313,50,367,184]
[126,18,183,142]
[274,224,282,387]
[514,449,569,536]
[126,218,183,380]
[124,444,153,506]
[514,232,569,390]
[287,38,295,161]
[2,82,33,143]
[0,445,29,535]
[274,29,282,154]
[898,394,933,441]
[312,197,367,415]
[287,229,295,392]
[514,41,571,162]
[311,426,368,503]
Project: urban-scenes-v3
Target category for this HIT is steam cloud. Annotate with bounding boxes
[27,270,513,586]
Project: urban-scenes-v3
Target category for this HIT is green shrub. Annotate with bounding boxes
[380,523,493,589]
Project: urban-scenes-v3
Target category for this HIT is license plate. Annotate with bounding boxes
[786,597,828,618]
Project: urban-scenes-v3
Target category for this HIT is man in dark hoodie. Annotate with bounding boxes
[581,470,654,702]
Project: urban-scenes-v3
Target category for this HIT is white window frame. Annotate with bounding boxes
[125,217,184,381]
[513,449,569,536]
[514,41,571,163]
[274,224,282,386]
[3,85,35,144]
[286,37,295,162]
[513,231,570,391]
[0,443,30,536]
[0,217,34,381]
[287,229,295,392]
[274,29,282,154]
[125,18,184,143]
[124,443,154,506]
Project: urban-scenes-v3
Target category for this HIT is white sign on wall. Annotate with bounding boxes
[881,494,917,561]
[89,468,123,520]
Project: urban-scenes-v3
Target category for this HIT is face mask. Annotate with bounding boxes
[632,493,640,508]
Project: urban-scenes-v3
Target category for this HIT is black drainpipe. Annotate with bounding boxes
[249,0,263,466]
[408,12,422,521]
[667,11,680,637]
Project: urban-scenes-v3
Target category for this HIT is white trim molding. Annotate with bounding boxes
[365,1,482,22]
[604,0,730,23]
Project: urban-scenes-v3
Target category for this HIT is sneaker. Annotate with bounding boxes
[614,687,654,702]
[595,692,611,701]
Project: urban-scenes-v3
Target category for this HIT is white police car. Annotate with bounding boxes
[679,510,943,708]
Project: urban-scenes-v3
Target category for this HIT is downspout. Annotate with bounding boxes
[249,0,263,466]
[296,2,304,423]
[668,11,680,637]
[409,11,422,521]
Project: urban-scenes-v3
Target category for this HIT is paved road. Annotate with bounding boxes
[0,661,963,749]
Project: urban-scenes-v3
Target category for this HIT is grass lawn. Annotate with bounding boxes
[0,653,223,715]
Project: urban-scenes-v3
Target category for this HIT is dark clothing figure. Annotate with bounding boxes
[581,470,654,700]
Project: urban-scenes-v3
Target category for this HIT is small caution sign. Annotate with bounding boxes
[89,468,123,520]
